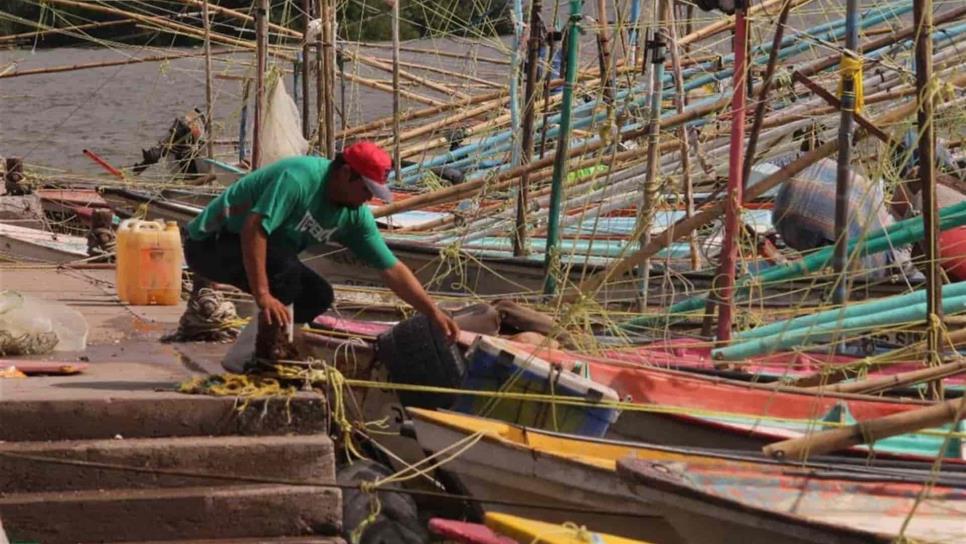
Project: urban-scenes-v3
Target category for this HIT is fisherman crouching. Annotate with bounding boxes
[183,141,459,371]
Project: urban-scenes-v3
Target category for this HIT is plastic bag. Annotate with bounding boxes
[258,75,309,167]
[0,291,88,354]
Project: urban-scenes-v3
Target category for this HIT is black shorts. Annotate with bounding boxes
[184,232,333,323]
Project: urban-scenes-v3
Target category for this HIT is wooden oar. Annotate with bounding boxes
[763,395,966,461]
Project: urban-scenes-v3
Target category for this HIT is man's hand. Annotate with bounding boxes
[255,291,291,327]
[430,308,460,344]
[380,262,461,344]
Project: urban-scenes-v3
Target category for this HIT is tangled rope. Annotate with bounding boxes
[161,287,242,342]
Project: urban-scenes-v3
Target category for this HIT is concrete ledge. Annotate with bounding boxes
[0,484,342,543]
[0,434,335,493]
[114,538,346,544]
[0,394,328,441]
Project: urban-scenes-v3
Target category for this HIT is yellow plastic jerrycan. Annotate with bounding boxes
[115,218,140,302]
[122,220,183,306]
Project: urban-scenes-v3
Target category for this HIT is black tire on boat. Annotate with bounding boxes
[376,314,466,409]
[338,459,426,544]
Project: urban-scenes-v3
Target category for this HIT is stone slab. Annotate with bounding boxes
[0,434,335,493]
[0,394,328,441]
[0,484,341,543]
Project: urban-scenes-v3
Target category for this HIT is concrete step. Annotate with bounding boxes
[114,538,346,544]
[0,484,342,544]
[0,434,335,493]
[0,394,328,441]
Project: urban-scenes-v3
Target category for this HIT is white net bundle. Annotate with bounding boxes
[258,75,309,166]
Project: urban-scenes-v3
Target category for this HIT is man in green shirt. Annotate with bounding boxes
[185,141,459,365]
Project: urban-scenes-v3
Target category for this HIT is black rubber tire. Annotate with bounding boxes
[376,314,466,409]
[338,460,426,544]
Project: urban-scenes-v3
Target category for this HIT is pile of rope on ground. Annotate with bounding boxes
[161,287,241,342]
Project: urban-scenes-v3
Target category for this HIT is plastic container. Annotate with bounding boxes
[452,336,621,438]
[119,220,183,305]
[114,218,139,302]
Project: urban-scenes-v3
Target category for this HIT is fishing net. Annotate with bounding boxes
[0,291,87,354]
[258,74,309,166]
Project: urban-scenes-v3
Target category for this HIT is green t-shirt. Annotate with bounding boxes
[187,156,398,270]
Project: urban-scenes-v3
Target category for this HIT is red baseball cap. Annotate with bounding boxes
[343,141,393,202]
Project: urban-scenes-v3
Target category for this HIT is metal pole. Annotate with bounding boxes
[543,0,583,296]
[832,0,859,308]
[514,0,544,257]
[915,0,942,399]
[714,6,748,344]
[391,0,402,184]
[201,0,214,160]
[253,0,268,168]
[301,0,311,139]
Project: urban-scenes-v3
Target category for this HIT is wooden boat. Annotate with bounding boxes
[36,188,109,218]
[408,408,682,543]
[436,334,960,461]
[485,512,651,544]
[99,187,203,225]
[618,456,966,544]
[407,408,966,543]
[0,222,88,262]
[305,315,960,461]
[428,512,651,543]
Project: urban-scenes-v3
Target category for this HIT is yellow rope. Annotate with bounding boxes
[839,55,865,113]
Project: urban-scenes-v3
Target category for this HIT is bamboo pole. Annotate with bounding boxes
[638,1,667,309]
[347,52,469,99]
[916,0,943,399]
[302,0,312,139]
[322,0,336,156]
[514,0,544,257]
[253,0,268,168]
[0,49,235,80]
[0,19,131,44]
[666,3,700,271]
[316,0,325,151]
[355,42,510,65]
[41,0,284,57]
[177,0,302,39]
[807,358,966,396]
[391,0,402,184]
[336,88,509,139]
[763,395,966,461]
[595,0,615,106]
[202,0,215,160]
[741,0,791,188]
[391,58,504,88]
[590,74,965,307]
[394,92,566,159]
[371,78,731,219]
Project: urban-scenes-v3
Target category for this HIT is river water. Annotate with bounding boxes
[0,42,511,176]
